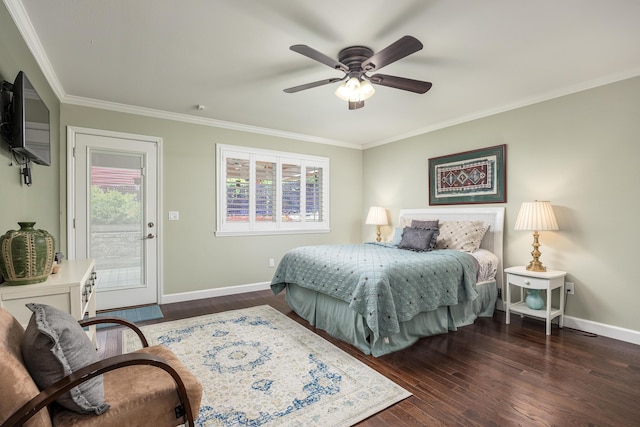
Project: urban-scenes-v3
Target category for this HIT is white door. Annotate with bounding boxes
[69,128,160,310]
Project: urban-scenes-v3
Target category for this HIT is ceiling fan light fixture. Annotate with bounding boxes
[335,77,360,101]
[359,80,375,100]
[335,77,375,105]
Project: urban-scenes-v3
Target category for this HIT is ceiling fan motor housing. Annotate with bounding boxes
[338,46,373,78]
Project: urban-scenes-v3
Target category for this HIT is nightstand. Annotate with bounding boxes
[504,266,567,335]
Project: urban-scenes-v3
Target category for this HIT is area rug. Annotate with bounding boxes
[122,305,411,426]
[95,304,163,329]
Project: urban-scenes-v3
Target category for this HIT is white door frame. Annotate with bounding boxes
[66,126,163,307]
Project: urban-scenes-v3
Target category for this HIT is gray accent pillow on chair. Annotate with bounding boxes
[21,303,110,415]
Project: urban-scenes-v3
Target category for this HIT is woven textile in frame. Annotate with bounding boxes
[429,144,506,205]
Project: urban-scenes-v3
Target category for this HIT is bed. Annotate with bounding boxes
[271,207,504,357]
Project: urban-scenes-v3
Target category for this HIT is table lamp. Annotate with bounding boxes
[366,206,388,242]
[514,200,559,272]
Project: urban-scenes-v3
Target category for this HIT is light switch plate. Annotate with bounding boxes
[168,211,179,221]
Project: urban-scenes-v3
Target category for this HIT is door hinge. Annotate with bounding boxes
[73,218,76,229]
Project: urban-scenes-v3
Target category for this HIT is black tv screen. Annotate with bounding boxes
[8,71,51,166]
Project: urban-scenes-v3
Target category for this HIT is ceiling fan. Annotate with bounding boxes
[284,35,432,110]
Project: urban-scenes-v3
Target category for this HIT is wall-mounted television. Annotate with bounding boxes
[1,71,51,166]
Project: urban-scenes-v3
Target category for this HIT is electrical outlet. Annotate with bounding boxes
[566,282,575,295]
[268,258,275,268]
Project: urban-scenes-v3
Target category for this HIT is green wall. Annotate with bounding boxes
[60,105,363,294]
[363,76,640,332]
[0,4,61,254]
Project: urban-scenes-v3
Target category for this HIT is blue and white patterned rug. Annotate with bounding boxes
[122,305,411,426]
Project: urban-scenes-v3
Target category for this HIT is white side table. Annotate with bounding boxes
[504,266,567,335]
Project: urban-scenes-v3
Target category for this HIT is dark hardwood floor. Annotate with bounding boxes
[97,291,640,426]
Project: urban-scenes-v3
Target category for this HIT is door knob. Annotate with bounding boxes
[143,233,155,240]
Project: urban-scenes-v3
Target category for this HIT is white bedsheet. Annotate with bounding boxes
[470,248,499,283]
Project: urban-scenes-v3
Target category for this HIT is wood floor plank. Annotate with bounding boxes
[96,290,640,426]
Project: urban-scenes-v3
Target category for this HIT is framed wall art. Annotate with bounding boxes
[428,144,506,205]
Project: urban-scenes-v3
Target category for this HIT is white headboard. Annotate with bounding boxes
[398,207,505,293]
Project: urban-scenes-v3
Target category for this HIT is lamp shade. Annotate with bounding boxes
[365,206,388,225]
[514,201,559,231]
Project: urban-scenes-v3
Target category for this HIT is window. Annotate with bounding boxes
[217,144,329,236]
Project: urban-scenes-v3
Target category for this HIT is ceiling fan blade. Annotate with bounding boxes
[361,35,423,72]
[368,74,432,94]
[290,45,349,73]
[283,77,344,93]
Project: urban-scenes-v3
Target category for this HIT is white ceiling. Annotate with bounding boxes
[7,0,640,149]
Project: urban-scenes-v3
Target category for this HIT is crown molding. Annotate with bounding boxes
[4,0,65,100]
[62,94,362,150]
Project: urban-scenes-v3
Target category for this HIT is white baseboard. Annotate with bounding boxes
[162,284,640,347]
[505,308,640,346]
[160,281,272,305]
[562,315,640,346]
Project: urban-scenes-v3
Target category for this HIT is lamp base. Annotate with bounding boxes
[526,231,547,272]
[525,260,547,272]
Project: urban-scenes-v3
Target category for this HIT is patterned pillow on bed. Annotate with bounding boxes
[411,219,439,230]
[398,227,439,252]
[436,221,489,252]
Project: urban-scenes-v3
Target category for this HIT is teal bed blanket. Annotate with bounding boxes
[271,244,479,343]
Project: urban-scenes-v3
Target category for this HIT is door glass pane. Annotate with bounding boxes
[90,151,144,291]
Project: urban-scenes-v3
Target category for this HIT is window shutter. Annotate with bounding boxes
[255,161,276,222]
[225,157,250,223]
[217,144,329,236]
[305,166,323,222]
[282,163,301,223]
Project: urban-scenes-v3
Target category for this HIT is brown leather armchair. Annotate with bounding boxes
[0,307,202,427]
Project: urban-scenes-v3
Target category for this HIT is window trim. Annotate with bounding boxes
[216,144,330,236]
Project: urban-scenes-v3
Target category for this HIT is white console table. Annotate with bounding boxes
[0,259,97,344]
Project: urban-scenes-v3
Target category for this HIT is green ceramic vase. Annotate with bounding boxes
[525,289,545,310]
[0,222,55,286]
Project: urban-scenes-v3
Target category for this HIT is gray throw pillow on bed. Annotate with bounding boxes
[398,227,440,252]
[21,303,110,415]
